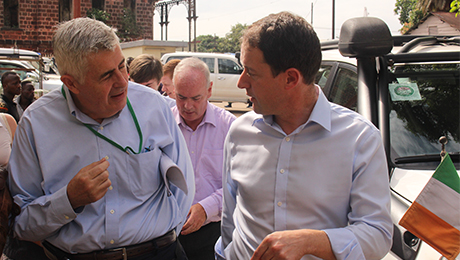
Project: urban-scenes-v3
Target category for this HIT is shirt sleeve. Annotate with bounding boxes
[8,119,78,241]
[220,132,238,257]
[324,130,393,260]
[198,187,222,223]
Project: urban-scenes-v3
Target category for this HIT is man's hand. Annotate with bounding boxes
[67,157,111,209]
[251,229,336,260]
[181,203,207,235]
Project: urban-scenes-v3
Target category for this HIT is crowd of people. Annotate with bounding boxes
[0,11,392,260]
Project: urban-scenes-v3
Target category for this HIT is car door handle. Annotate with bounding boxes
[218,77,226,80]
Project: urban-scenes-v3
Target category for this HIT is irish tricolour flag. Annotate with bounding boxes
[399,153,460,260]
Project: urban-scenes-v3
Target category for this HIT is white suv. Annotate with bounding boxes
[0,48,62,94]
[318,17,459,260]
[161,52,249,104]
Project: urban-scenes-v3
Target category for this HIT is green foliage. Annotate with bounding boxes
[394,0,453,34]
[451,0,460,16]
[86,8,111,23]
[197,23,248,53]
[117,8,141,40]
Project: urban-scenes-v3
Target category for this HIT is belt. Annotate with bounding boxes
[43,230,176,260]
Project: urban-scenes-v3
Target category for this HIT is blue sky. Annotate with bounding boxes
[152,0,402,42]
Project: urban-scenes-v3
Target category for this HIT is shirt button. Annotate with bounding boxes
[110,240,114,244]
[280,169,285,174]
[99,126,103,131]
[191,151,194,154]
[64,215,69,220]
[109,186,113,190]
[110,209,115,214]
[277,202,282,207]
[285,137,290,142]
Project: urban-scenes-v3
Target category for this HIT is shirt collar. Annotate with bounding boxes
[176,102,215,131]
[253,85,332,134]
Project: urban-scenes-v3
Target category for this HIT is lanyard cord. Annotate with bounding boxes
[61,87,143,154]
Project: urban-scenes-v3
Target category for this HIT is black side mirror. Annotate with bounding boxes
[338,17,393,58]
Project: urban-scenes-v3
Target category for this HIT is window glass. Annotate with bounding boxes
[389,64,460,159]
[328,67,358,111]
[218,58,242,74]
[198,58,215,73]
[315,65,332,89]
[3,0,19,27]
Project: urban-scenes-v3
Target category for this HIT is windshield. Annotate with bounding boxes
[389,63,460,161]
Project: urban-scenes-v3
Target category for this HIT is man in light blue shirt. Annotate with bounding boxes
[8,17,194,260]
[216,12,392,260]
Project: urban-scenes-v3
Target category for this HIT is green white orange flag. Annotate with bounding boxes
[399,153,460,260]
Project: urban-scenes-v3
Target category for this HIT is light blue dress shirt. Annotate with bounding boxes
[8,82,195,254]
[217,87,393,260]
[172,102,235,224]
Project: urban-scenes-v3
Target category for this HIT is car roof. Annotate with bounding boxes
[0,47,40,59]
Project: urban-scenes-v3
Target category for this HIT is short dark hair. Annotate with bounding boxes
[1,71,19,86]
[129,54,163,84]
[241,11,321,85]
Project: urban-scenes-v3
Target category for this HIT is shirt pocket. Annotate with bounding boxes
[126,147,163,198]
[200,148,224,188]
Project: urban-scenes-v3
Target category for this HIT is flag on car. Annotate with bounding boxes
[399,153,460,260]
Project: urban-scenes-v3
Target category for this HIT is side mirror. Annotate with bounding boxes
[235,52,242,66]
[338,17,393,58]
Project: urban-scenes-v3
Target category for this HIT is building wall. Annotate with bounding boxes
[0,0,154,54]
[122,45,178,60]
[407,15,460,35]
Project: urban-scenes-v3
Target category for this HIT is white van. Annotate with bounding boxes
[160,52,249,104]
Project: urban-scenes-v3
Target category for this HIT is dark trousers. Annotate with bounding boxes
[127,240,188,260]
[178,222,220,260]
[3,237,48,260]
[42,240,187,260]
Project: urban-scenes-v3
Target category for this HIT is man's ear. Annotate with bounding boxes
[207,81,213,99]
[285,68,301,90]
[60,74,80,95]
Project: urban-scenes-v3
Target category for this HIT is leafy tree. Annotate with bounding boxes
[86,8,111,24]
[117,8,141,40]
[197,35,224,52]
[197,23,248,53]
[450,0,460,16]
[394,0,453,34]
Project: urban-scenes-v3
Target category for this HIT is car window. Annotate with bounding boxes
[315,65,332,89]
[389,63,460,159]
[328,67,358,111]
[218,58,242,74]
[0,63,31,81]
[165,56,215,73]
[198,58,215,73]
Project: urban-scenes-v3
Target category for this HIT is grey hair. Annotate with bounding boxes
[52,17,120,83]
[173,57,211,89]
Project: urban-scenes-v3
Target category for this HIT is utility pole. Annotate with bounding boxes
[311,2,313,25]
[332,0,335,39]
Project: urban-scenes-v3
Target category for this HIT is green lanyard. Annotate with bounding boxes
[62,87,143,154]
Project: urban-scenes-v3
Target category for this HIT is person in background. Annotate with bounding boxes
[129,54,163,90]
[172,57,236,260]
[8,17,194,260]
[0,72,21,122]
[126,56,134,74]
[15,79,35,119]
[0,113,16,166]
[160,59,181,99]
[217,11,392,260]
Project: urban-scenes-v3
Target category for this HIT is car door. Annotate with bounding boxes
[211,57,246,103]
[316,61,358,111]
